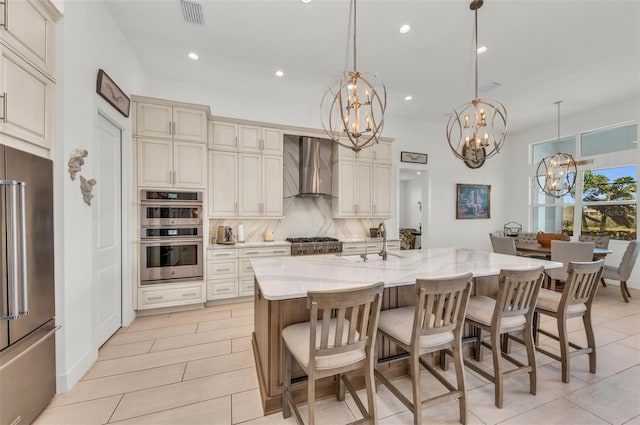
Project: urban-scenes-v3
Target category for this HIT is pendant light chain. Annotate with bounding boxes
[353,0,357,72]
[474,8,478,100]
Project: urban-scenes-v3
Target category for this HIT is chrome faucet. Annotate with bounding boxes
[378,222,388,261]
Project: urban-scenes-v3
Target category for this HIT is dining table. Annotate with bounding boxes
[516,243,613,259]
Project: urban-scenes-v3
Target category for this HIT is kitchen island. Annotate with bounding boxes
[251,248,562,414]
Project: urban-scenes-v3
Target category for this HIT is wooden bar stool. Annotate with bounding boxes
[535,260,604,383]
[464,266,544,409]
[282,281,384,425]
[374,273,473,425]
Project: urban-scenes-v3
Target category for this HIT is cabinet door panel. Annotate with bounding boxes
[261,155,283,216]
[373,164,392,217]
[173,107,207,142]
[0,47,52,150]
[136,103,172,139]
[239,153,261,216]
[333,161,357,217]
[356,162,373,215]
[173,142,206,188]
[209,151,238,217]
[374,142,392,164]
[238,125,261,152]
[1,0,55,76]
[137,138,172,187]
[261,128,283,155]
[209,121,237,151]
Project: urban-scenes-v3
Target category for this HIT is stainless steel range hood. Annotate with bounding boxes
[296,137,333,198]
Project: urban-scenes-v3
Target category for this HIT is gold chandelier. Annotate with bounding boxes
[536,101,577,198]
[321,0,386,153]
[446,0,507,168]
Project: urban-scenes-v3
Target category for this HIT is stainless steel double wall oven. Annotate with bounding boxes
[139,190,204,284]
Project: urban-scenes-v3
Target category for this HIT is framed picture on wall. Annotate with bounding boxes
[96,69,131,117]
[400,151,428,164]
[456,184,491,219]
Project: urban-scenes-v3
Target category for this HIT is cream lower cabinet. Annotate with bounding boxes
[137,138,207,188]
[207,246,290,300]
[207,249,239,300]
[238,154,283,217]
[138,282,205,310]
[0,46,54,154]
[341,240,401,256]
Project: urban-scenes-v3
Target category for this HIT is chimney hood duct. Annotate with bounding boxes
[296,137,333,198]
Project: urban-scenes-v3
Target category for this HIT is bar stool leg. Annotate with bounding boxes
[524,321,537,395]
[452,340,467,425]
[336,373,345,401]
[557,315,570,383]
[364,358,378,424]
[491,330,504,408]
[410,353,422,425]
[583,313,597,374]
[308,371,316,425]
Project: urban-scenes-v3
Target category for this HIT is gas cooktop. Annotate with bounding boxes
[286,237,342,256]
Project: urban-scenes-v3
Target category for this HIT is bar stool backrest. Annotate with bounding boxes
[494,267,545,325]
[562,261,604,309]
[306,282,384,366]
[412,273,473,342]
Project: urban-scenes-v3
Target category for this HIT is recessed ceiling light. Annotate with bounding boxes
[477,46,488,54]
[300,0,312,3]
[187,52,199,60]
[404,95,413,101]
[416,171,422,175]
[399,24,412,34]
[275,70,285,77]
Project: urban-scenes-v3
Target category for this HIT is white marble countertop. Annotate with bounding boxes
[208,241,291,250]
[251,248,563,300]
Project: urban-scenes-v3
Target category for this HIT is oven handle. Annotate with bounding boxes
[139,200,203,207]
[139,238,203,246]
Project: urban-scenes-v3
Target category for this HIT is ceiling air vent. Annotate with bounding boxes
[180,0,204,25]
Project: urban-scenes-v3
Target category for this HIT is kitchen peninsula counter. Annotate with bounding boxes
[251,248,561,414]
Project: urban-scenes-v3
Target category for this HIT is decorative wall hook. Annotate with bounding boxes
[79,175,97,206]
[68,149,88,181]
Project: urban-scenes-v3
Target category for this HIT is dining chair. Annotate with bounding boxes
[535,260,604,383]
[464,266,545,409]
[601,241,640,302]
[375,273,473,425]
[490,233,518,256]
[578,234,610,249]
[514,232,548,259]
[282,281,384,425]
[546,241,595,291]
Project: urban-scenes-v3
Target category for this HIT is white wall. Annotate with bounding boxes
[54,0,147,392]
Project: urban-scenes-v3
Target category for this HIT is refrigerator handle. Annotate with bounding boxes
[18,181,28,315]
[0,179,27,320]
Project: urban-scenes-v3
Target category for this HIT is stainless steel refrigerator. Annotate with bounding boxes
[0,145,56,425]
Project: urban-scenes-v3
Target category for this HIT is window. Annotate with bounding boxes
[581,167,637,240]
[530,123,638,240]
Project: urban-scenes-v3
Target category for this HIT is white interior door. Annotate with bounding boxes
[93,113,122,348]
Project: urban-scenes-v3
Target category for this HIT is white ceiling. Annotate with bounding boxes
[104,0,639,133]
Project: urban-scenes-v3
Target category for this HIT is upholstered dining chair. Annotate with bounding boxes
[515,232,539,247]
[546,241,595,291]
[490,233,518,256]
[375,273,473,425]
[282,281,384,425]
[464,266,545,409]
[601,241,640,302]
[535,260,604,383]
[578,234,611,249]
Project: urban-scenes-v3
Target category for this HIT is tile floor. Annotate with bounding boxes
[35,284,640,425]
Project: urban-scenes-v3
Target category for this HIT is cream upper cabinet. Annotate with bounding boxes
[261,155,284,216]
[0,46,54,154]
[173,141,207,188]
[238,125,283,155]
[332,142,392,218]
[209,150,238,217]
[0,0,58,78]
[137,138,206,189]
[137,138,173,187]
[236,153,283,218]
[136,102,207,143]
[238,153,261,216]
[209,121,238,151]
[372,163,392,217]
